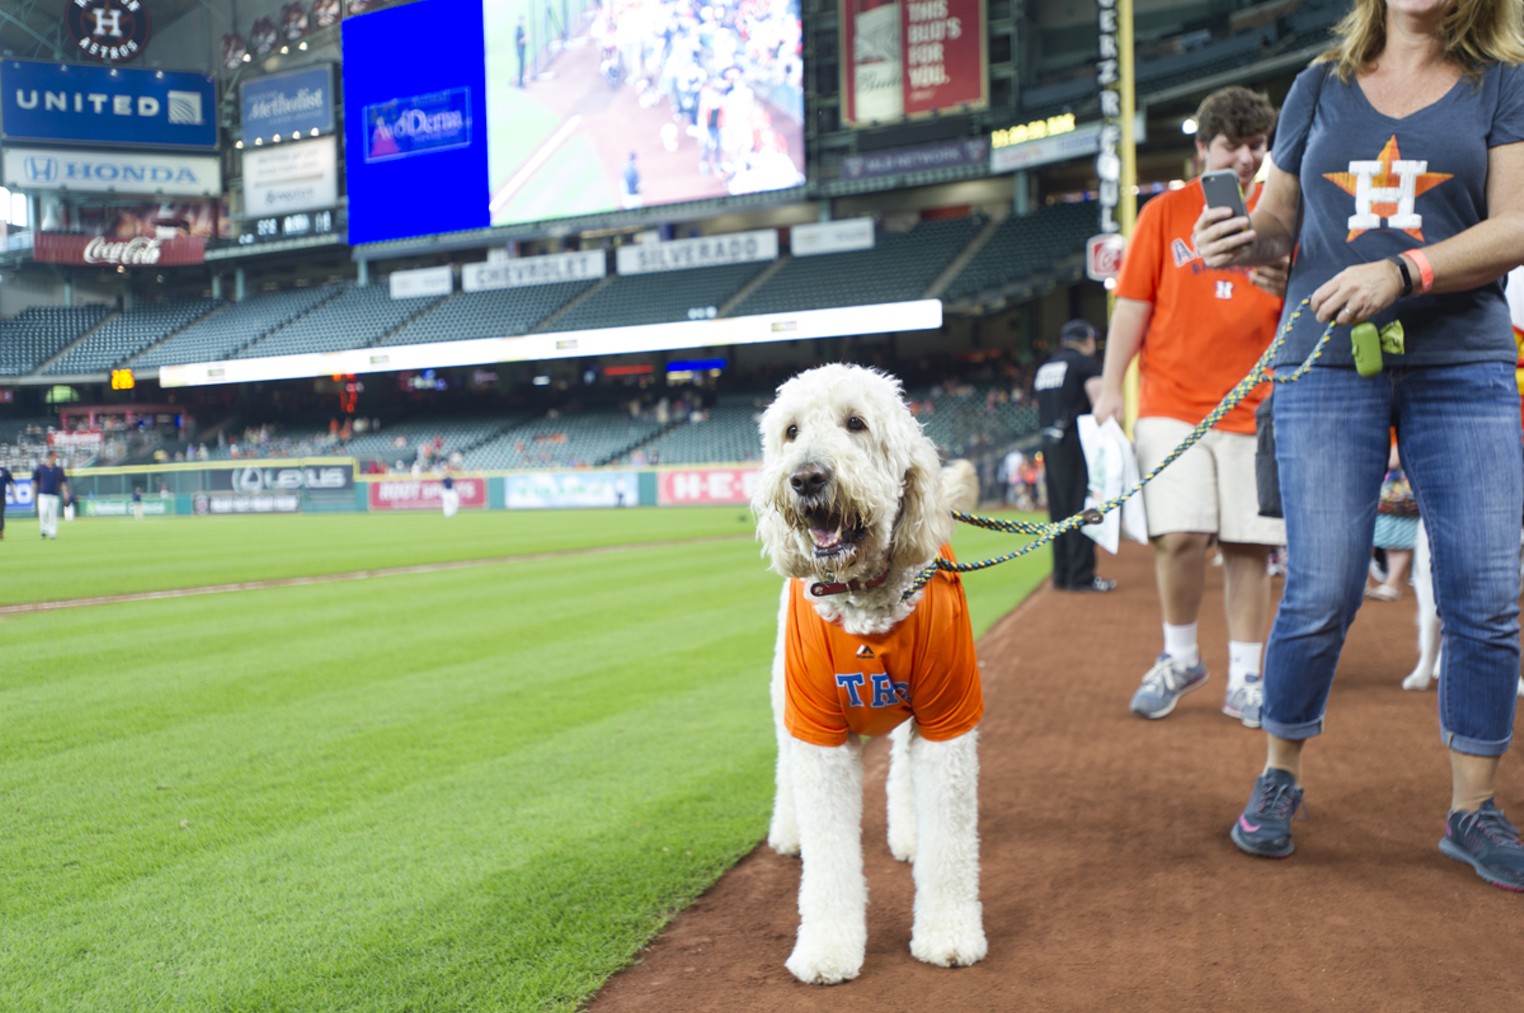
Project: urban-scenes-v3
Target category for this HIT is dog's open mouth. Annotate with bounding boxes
[806,509,866,558]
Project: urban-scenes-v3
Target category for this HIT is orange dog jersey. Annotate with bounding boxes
[783,548,983,747]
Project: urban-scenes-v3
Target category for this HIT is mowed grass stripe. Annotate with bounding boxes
[1,508,1051,1011]
[0,509,760,606]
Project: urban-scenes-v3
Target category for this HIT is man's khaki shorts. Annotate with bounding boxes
[1134,416,1286,546]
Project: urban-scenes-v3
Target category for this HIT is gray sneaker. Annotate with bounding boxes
[1129,654,1209,719]
[1223,675,1263,728]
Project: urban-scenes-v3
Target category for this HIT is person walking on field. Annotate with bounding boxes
[1094,86,1289,728]
[1196,0,1524,889]
[1035,319,1114,593]
[32,450,68,541]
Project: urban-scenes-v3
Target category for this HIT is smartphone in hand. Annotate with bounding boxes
[1200,169,1248,223]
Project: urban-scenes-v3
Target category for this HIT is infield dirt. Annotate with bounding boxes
[588,540,1524,1011]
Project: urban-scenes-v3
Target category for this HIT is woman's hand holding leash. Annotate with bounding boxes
[1309,258,1406,325]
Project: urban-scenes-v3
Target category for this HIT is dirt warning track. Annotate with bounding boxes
[587,540,1524,1012]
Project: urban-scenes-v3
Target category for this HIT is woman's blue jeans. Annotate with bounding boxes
[1267,361,1522,756]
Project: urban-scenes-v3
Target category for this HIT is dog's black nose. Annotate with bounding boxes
[791,464,829,498]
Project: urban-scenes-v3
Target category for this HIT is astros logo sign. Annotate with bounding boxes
[66,0,153,64]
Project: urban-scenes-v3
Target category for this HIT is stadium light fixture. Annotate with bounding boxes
[1181,117,1198,135]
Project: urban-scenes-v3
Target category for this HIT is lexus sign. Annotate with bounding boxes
[210,465,354,493]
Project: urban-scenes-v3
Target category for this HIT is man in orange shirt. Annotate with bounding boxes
[1094,86,1285,727]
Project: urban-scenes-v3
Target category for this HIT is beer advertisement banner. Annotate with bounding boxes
[839,0,987,126]
[368,476,487,511]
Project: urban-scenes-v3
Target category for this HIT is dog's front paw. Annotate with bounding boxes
[910,906,987,968]
[786,932,864,985]
[887,826,915,863]
[1401,669,1434,692]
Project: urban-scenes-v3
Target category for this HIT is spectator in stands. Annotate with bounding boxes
[32,450,68,540]
[1195,0,1524,885]
[0,462,13,540]
[1035,319,1113,594]
[1094,86,1286,728]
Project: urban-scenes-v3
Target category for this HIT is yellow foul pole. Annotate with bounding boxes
[1117,0,1140,435]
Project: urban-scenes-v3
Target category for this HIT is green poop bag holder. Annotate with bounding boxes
[1351,319,1406,377]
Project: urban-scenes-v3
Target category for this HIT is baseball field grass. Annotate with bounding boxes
[1,507,1048,1011]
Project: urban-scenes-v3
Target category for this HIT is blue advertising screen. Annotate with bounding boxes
[342,0,489,245]
[342,0,805,245]
[0,60,218,149]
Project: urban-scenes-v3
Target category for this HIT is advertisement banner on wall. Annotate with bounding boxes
[33,232,207,266]
[208,463,354,493]
[389,265,453,299]
[505,471,638,509]
[241,137,339,216]
[840,137,988,181]
[615,231,778,276]
[368,476,487,511]
[0,59,217,149]
[4,476,33,511]
[3,146,221,196]
[792,218,876,256]
[657,468,759,506]
[241,65,336,142]
[83,496,172,517]
[462,250,607,292]
[193,493,302,514]
[838,0,987,126]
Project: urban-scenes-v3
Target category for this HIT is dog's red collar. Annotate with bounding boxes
[809,570,890,597]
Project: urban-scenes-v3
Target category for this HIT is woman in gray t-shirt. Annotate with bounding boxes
[1196,0,1524,890]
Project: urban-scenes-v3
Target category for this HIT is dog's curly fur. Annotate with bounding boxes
[753,363,986,984]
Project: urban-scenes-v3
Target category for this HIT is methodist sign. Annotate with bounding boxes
[2,146,222,196]
[241,65,336,143]
[0,59,216,149]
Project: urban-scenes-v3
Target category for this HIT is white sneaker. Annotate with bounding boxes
[1223,675,1263,729]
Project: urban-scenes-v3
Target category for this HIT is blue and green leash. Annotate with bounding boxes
[903,299,1403,601]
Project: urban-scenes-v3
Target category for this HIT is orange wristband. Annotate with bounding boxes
[1406,249,1435,294]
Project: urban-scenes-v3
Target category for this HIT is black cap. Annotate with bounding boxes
[1059,319,1097,344]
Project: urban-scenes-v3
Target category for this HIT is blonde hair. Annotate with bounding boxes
[1320,0,1524,81]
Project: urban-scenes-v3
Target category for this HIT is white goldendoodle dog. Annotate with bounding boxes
[752,363,987,985]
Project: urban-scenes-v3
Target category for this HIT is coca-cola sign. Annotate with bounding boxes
[33,232,207,267]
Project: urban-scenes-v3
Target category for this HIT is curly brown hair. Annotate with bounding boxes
[1194,86,1278,145]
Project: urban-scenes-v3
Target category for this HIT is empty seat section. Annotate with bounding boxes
[467,412,663,469]
[618,402,761,464]
[240,283,447,358]
[46,299,219,375]
[734,217,981,317]
[544,263,767,332]
[382,281,598,346]
[0,305,111,375]
[943,202,1097,302]
[131,285,342,368]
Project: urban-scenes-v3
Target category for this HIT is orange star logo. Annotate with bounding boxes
[1322,135,1452,243]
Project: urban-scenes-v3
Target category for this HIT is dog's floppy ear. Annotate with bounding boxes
[889,434,953,570]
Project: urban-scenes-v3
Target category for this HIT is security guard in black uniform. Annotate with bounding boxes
[1034,319,1114,592]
